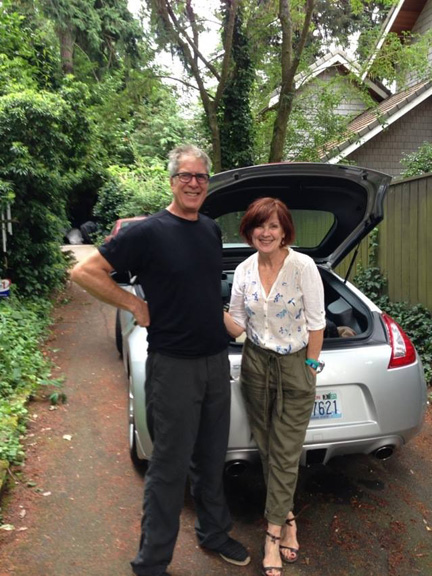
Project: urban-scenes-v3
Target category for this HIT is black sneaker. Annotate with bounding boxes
[211,537,251,566]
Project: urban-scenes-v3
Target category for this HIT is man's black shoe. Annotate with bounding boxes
[208,537,251,566]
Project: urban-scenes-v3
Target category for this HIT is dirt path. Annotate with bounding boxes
[0,270,144,575]
[0,246,431,576]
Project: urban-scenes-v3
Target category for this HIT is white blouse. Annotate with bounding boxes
[229,248,326,354]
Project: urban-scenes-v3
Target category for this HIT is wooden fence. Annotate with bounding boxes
[336,172,432,311]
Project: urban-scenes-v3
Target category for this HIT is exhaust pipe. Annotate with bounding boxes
[225,461,248,477]
[373,446,395,460]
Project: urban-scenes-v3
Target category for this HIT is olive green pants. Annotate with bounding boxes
[241,339,316,525]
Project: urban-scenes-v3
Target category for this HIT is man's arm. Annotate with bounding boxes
[70,250,150,327]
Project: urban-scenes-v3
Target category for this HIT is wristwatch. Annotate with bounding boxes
[305,358,325,373]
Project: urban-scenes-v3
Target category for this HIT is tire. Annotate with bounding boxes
[128,375,148,473]
[115,309,123,358]
[130,421,147,473]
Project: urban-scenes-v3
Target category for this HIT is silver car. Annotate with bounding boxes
[116,163,428,472]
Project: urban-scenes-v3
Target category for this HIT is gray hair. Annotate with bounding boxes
[168,145,212,176]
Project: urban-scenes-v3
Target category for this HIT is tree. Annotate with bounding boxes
[366,28,432,87]
[0,84,93,296]
[35,0,142,77]
[219,4,255,169]
[0,0,198,233]
[146,0,241,172]
[0,0,61,91]
[247,0,396,162]
[143,0,397,167]
[267,0,316,162]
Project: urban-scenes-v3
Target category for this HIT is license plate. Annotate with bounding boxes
[311,391,342,419]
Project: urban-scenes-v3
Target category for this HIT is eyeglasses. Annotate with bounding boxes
[173,172,210,184]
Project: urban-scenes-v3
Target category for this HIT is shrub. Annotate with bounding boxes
[93,160,171,237]
[0,82,95,297]
[354,229,432,385]
[0,293,61,464]
[401,141,432,178]
[381,299,432,385]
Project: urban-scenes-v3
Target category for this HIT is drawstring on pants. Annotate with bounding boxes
[264,353,284,425]
[244,338,311,428]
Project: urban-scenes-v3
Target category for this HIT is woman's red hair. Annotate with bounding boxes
[239,197,295,247]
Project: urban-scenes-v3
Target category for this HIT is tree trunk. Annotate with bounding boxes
[208,107,222,173]
[268,0,316,163]
[268,89,295,162]
[58,26,75,75]
[150,0,237,173]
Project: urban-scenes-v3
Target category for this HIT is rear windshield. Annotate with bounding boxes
[216,209,335,248]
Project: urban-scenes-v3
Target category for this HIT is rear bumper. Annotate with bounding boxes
[300,434,404,465]
[226,434,406,469]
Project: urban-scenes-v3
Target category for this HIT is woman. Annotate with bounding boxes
[224,197,325,576]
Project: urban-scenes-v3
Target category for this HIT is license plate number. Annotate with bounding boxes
[311,392,342,419]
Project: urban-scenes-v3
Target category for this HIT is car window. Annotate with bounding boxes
[216,209,335,248]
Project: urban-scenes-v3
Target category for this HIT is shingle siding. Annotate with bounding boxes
[346,96,432,176]
[412,0,432,35]
[297,68,370,119]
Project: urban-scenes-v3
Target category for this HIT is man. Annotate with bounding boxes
[71,145,250,576]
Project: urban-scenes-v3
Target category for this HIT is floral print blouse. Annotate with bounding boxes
[229,248,326,354]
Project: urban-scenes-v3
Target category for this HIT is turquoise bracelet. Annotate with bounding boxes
[305,358,325,373]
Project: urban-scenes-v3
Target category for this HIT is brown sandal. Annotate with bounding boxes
[262,531,283,576]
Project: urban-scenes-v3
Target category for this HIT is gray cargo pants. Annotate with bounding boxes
[241,339,316,525]
[131,349,232,576]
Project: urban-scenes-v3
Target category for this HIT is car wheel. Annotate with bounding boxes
[115,309,123,358]
[128,376,147,472]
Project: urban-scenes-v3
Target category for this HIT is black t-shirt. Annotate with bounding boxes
[99,209,229,357]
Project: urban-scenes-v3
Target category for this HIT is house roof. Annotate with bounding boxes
[295,49,390,101]
[321,0,432,163]
[320,79,432,163]
[295,49,361,86]
[361,0,429,80]
[266,48,390,111]
[388,0,429,35]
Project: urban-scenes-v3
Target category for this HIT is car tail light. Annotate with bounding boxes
[382,313,416,368]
